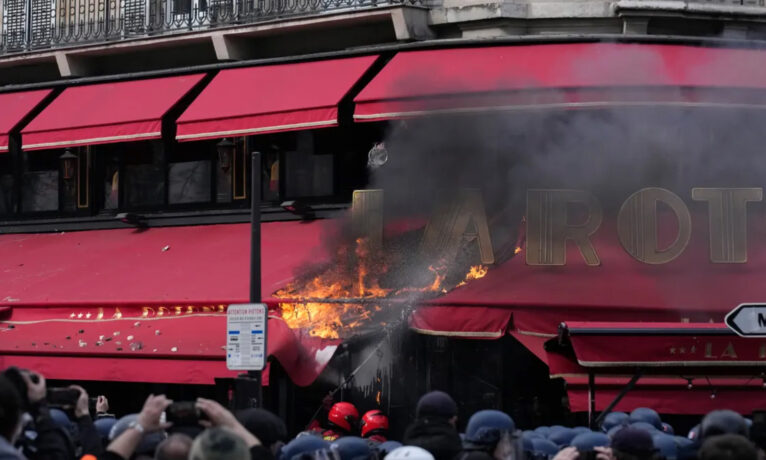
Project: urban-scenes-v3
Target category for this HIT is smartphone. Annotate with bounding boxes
[166,401,208,426]
[46,388,81,407]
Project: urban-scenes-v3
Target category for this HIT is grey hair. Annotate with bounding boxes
[189,427,251,460]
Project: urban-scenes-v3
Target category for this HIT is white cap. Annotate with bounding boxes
[384,446,435,460]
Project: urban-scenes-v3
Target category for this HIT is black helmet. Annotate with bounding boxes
[700,410,748,440]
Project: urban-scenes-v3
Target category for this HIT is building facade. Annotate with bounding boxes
[3,0,766,434]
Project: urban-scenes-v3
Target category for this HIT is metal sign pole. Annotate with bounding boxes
[232,151,264,409]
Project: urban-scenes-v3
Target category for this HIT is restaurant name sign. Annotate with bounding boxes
[353,187,764,266]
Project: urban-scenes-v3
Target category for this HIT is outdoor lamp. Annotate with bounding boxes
[59,149,77,180]
[367,142,388,170]
[216,138,235,172]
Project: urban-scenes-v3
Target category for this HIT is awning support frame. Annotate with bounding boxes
[591,369,644,429]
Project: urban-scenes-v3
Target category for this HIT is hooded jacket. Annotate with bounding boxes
[403,417,462,460]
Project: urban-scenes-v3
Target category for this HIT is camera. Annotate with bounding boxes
[166,401,208,427]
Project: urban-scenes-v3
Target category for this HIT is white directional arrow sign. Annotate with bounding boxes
[725,303,766,337]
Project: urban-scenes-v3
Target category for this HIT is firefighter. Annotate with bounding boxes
[361,410,389,444]
[322,402,360,441]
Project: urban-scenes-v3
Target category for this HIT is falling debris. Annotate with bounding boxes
[127,335,134,341]
[155,330,161,336]
[134,322,141,327]
[171,347,178,352]
[162,245,171,252]
[130,342,143,351]
[113,331,120,336]
[78,340,87,347]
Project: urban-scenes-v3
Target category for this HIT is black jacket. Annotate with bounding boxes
[403,417,462,460]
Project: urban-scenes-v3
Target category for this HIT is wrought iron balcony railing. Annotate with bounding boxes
[1,0,422,54]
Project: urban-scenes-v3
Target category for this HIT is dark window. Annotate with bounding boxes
[249,125,382,205]
[21,150,59,213]
[168,141,213,205]
[123,142,165,209]
[0,157,16,216]
[101,154,120,211]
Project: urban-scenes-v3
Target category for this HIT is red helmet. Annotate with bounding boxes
[327,402,360,433]
[361,410,389,438]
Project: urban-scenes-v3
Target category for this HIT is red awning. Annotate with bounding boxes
[413,214,766,340]
[549,322,761,372]
[542,321,766,413]
[354,43,766,121]
[0,221,338,385]
[563,376,766,415]
[409,306,511,339]
[0,90,51,153]
[176,56,377,141]
[0,221,328,305]
[22,74,205,150]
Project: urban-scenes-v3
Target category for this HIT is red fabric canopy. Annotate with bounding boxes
[414,214,766,339]
[543,321,766,413]
[0,314,337,386]
[176,56,377,141]
[552,322,758,371]
[0,90,51,153]
[0,221,338,385]
[22,74,205,150]
[354,43,766,121]
[0,221,327,305]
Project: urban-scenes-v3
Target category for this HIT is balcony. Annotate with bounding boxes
[0,0,423,54]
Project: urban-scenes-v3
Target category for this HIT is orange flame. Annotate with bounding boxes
[514,246,522,255]
[277,238,491,338]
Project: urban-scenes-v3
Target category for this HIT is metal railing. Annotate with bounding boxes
[0,0,422,53]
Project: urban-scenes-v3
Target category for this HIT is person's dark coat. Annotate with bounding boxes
[403,417,462,460]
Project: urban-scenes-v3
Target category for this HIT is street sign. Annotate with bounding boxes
[226,303,268,371]
[725,303,766,337]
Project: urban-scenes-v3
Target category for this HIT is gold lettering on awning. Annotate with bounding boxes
[526,189,602,266]
[617,188,691,264]
[692,188,763,263]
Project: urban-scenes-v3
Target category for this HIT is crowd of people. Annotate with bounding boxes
[0,367,760,460]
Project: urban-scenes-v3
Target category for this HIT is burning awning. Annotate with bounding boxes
[21,74,205,150]
[176,56,378,141]
[354,43,766,121]
[0,222,337,385]
[0,89,52,153]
